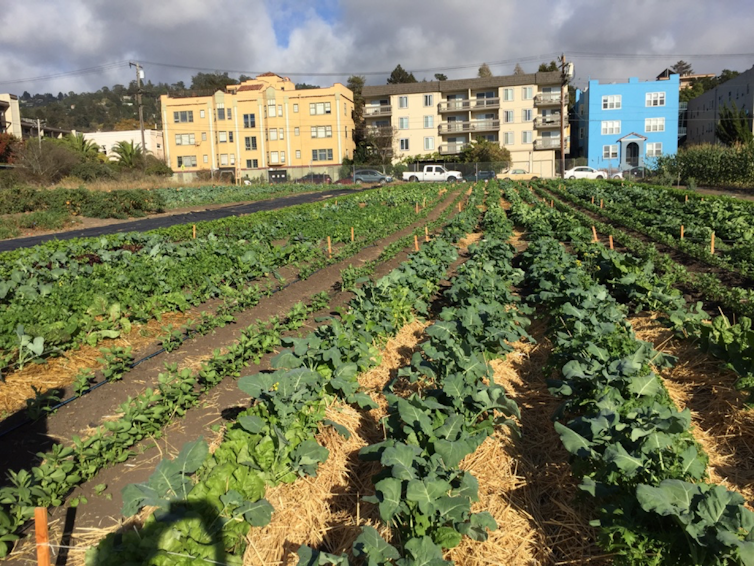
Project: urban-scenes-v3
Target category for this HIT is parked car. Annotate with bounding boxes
[463,170,496,182]
[563,166,607,180]
[498,168,540,181]
[612,166,652,180]
[403,165,463,183]
[298,173,332,184]
[354,169,393,184]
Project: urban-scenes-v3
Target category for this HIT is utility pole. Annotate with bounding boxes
[36,118,42,151]
[129,61,146,166]
[559,54,571,178]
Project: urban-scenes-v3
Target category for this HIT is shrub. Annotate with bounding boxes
[144,155,173,177]
[70,161,118,182]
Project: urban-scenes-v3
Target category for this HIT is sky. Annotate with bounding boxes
[0,0,753,96]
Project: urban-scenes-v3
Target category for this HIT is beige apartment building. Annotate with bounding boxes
[160,73,355,181]
[362,72,568,177]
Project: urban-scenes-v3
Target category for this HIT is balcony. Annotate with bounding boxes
[534,115,562,129]
[365,125,394,138]
[439,143,469,155]
[534,92,568,106]
[438,119,500,134]
[438,99,470,113]
[534,136,569,150]
[364,105,392,117]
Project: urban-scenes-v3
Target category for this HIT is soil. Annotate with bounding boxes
[1,187,467,565]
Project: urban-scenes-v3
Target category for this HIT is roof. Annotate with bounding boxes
[236,84,264,91]
[362,71,562,97]
[617,132,648,142]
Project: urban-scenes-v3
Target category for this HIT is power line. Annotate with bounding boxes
[0,61,130,87]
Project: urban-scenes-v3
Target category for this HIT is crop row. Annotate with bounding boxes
[85,186,486,565]
[0,185,445,374]
[529,183,754,403]
[506,185,754,566]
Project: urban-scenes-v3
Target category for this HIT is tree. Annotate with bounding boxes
[478,63,492,78]
[347,75,366,146]
[19,139,80,183]
[0,133,19,163]
[363,125,396,168]
[460,139,511,170]
[387,64,417,84]
[295,83,320,89]
[716,102,753,146]
[538,61,558,72]
[513,64,525,75]
[434,73,448,81]
[58,133,100,161]
[190,72,238,91]
[671,60,694,76]
[111,140,144,168]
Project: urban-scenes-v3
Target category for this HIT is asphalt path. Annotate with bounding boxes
[0,187,358,253]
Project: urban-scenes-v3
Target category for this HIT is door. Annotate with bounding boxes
[626,142,639,167]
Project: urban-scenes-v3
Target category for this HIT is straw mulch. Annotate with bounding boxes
[0,310,193,419]
[629,312,754,507]
[458,232,484,251]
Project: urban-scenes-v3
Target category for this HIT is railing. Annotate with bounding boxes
[534,92,568,106]
[438,143,469,155]
[678,127,687,136]
[438,100,470,112]
[534,115,561,129]
[438,119,500,134]
[364,105,392,116]
[365,125,394,137]
[534,136,569,150]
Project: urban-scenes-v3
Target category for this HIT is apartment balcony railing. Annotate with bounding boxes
[438,119,500,134]
[534,115,562,129]
[438,143,469,155]
[534,136,570,150]
[437,97,501,113]
[365,125,395,137]
[364,105,392,117]
[534,92,568,106]
[678,127,687,137]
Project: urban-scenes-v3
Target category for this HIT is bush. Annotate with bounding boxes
[70,161,118,182]
[144,155,173,177]
[655,142,754,187]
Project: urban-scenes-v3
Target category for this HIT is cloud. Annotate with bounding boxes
[0,0,752,96]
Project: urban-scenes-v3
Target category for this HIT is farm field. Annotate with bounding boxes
[0,180,752,566]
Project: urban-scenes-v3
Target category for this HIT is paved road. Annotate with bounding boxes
[0,188,358,253]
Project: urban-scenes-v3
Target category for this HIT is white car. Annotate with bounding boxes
[563,166,607,180]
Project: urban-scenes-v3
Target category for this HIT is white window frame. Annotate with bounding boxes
[269,129,278,141]
[424,137,434,151]
[268,103,277,118]
[645,117,665,132]
[293,103,299,113]
[601,95,622,110]
[423,115,434,128]
[423,94,433,107]
[601,120,621,135]
[503,110,514,123]
[503,88,514,102]
[218,131,228,143]
[522,131,533,144]
[522,87,533,100]
[399,117,409,130]
[400,138,409,150]
[220,154,228,166]
[522,109,532,122]
[503,131,514,145]
[646,142,663,157]
[398,96,408,108]
[646,92,666,107]
[602,144,618,159]
[311,125,333,138]
[295,149,301,159]
[294,127,300,136]
[270,151,279,164]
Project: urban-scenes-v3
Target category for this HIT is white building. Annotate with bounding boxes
[82,129,165,161]
[0,94,22,138]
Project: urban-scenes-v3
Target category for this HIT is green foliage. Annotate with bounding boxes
[655,142,754,187]
[387,64,417,84]
[460,139,510,169]
[111,140,143,169]
[716,102,754,146]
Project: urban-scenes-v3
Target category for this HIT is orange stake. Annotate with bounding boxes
[350,226,354,242]
[550,199,554,208]
[414,235,419,251]
[591,196,595,204]
[192,225,196,239]
[609,235,614,250]
[425,226,429,242]
[711,232,715,254]
[35,507,50,566]
[685,194,688,203]
[415,202,419,214]
[423,197,426,207]
[327,236,332,258]
[680,225,685,239]
[458,202,462,212]
[592,226,598,242]
[600,199,604,209]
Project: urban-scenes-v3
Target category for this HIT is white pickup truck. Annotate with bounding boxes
[403,165,463,183]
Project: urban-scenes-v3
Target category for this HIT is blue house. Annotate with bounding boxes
[573,75,679,173]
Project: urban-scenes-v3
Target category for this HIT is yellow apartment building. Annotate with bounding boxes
[362,72,569,177]
[160,73,355,181]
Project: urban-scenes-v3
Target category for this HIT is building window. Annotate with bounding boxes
[295,149,301,159]
[503,110,514,123]
[293,103,299,113]
[522,131,533,144]
[646,142,663,157]
[243,114,256,128]
[601,95,622,110]
[522,87,533,100]
[645,117,665,132]
[203,155,208,163]
[173,111,194,123]
[177,155,197,167]
[228,131,234,143]
[294,127,300,136]
[646,92,666,106]
[226,108,232,120]
[400,138,409,150]
[217,108,225,120]
[309,102,331,115]
[503,88,514,101]
[424,137,434,150]
[424,94,433,106]
[423,115,434,128]
[175,133,195,145]
[270,151,279,164]
[280,151,285,163]
[601,120,621,135]
[218,131,228,143]
[201,132,207,141]
[503,131,514,145]
[311,125,333,138]
[268,103,277,118]
[398,96,408,108]
[279,128,284,140]
[602,144,618,159]
[311,148,334,161]
[230,154,235,165]
[399,117,409,129]
[245,136,257,150]
[246,159,258,168]
[269,129,278,141]
[200,110,205,118]
[579,127,584,139]
[522,109,533,121]
[220,154,228,166]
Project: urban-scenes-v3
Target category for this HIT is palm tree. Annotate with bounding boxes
[111,140,144,168]
[60,133,100,161]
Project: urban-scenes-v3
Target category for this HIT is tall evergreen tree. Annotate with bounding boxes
[477,63,492,78]
[716,102,753,146]
[387,64,417,84]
